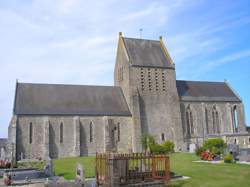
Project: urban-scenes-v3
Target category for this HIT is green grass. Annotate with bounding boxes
[17,161,45,170]
[53,156,95,180]
[170,153,250,187]
[51,153,250,186]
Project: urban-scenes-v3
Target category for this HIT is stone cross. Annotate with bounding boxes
[44,158,53,177]
[75,163,85,185]
[20,152,24,160]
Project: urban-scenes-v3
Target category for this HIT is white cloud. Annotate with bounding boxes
[202,49,250,71]
[0,0,249,137]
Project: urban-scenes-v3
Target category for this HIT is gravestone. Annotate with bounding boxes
[75,163,85,186]
[189,144,196,153]
[20,152,24,160]
[227,144,239,160]
[239,148,250,162]
[44,158,53,177]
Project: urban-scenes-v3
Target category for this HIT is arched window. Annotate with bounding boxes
[205,107,209,134]
[117,123,120,142]
[232,106,238,132]
[212,106,220,134]
[161,133,165,141]
[248,137,250,144]
[60,122,63,143]
[89,122,93,142]
[29,122,33,144]
[186,106,194,136]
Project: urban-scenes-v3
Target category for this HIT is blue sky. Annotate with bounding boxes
[0,0,249,138]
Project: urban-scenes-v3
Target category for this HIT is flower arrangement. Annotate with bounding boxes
[200,151,214,161]
[0,160,11,169]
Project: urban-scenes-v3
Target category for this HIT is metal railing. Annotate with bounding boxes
[96,153,170,186]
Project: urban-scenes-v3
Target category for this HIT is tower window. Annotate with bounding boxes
[29,122,33,144]
[140,68,145,91]
[60,122,63,143]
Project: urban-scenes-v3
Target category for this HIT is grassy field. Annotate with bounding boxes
[52,153,250,187]
[53,156,95,179]
[170,153,250,187]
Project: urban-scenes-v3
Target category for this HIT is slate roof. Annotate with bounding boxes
[176,80,241,102]
[14,83,131,116]
[122,37,173,68]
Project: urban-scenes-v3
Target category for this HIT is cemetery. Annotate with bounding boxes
[0,138,250,186]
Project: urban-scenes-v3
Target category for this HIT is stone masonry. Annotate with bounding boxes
[6,33,250,160]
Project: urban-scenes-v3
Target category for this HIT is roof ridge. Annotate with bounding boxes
[17,82,119,88]
[176,80,226,84]
[122,36,160,42]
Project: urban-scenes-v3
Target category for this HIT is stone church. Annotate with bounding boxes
[6,33,250,160]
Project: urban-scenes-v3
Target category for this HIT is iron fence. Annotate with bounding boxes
[96,153,170,186]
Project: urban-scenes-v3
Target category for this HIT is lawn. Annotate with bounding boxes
[53,156,95,180]
[52,153,250,187]
[170,153,250,187]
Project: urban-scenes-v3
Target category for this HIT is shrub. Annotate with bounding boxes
[141,134,156,153]
[224,154,233,163]
[162,141,175,153]
[195,146,206,156]
[150,144,165,154]
[203,138,226,155]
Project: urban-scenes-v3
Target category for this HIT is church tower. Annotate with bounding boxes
[114,33,185,151]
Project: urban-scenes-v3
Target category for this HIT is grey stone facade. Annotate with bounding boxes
[12,115,132,160]
[7,33,250,160]
[0,138,8,160]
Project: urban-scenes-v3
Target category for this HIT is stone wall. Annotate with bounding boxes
[0,138,8,159]
[131,67,185,151]
[114,38,143,152]
[14,115,132,160]
[114,37,185,151]
[180,101,247,148]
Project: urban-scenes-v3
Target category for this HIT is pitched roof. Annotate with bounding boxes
[176,80,241,102]
[122,37,173,68]
[14,83,131,116]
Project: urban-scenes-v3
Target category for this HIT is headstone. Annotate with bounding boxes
[239,148,250,162]
[44,158,53,177]
[227,144,239,160]
[75,163,85,186]
[189,144,196,153]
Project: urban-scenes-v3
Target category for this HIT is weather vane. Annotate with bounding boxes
[139,28,143,39]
